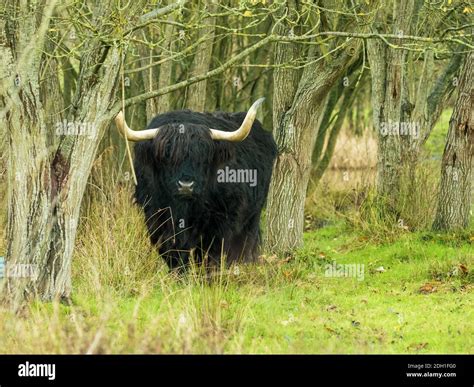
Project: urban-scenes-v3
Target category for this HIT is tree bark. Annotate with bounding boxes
[265,8,363,254]
[433,52,473,231]
[367,0,462,215]
[155,16,175,114]
[139,33,159,121]
[141,14,175,118]
[367,0,415,211]
[186,2,216,111]
[1,1,122,311]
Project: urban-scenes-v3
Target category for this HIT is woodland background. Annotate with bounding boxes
[0,0,472,353]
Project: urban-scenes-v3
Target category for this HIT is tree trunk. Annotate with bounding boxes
[156,16,175,114]
[3,47,122,310]
[186,3,215,111]
[367,0,415,211]
[265,12,362,254]
[140,13,175,118]
[367,0,461,216]
[433,52,473,231]
[1,1,123,311]
[140,34,159,121]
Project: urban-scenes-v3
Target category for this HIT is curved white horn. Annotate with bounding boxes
[210,98,265,142]
[115,111,160,142]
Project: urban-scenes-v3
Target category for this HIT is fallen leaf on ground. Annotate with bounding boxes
[418,283,439,294]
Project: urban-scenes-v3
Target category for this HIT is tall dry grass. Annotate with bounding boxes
[328,130,377,170]
[306,126,443,240]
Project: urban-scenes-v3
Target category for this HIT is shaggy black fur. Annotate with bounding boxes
[133,109,277,270]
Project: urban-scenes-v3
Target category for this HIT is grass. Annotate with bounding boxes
[0,185,472,354]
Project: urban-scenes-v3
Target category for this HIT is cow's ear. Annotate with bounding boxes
[213,141,236,165]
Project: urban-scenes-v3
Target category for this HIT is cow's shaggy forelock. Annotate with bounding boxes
[153,124,215,167]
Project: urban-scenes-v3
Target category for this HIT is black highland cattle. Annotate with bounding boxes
[115,99,277,270]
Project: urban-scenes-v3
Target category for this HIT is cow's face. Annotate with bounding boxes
[153,124,234,199]
[115,99,264,200]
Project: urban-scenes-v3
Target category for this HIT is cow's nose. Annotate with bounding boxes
[177,180,194,195]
